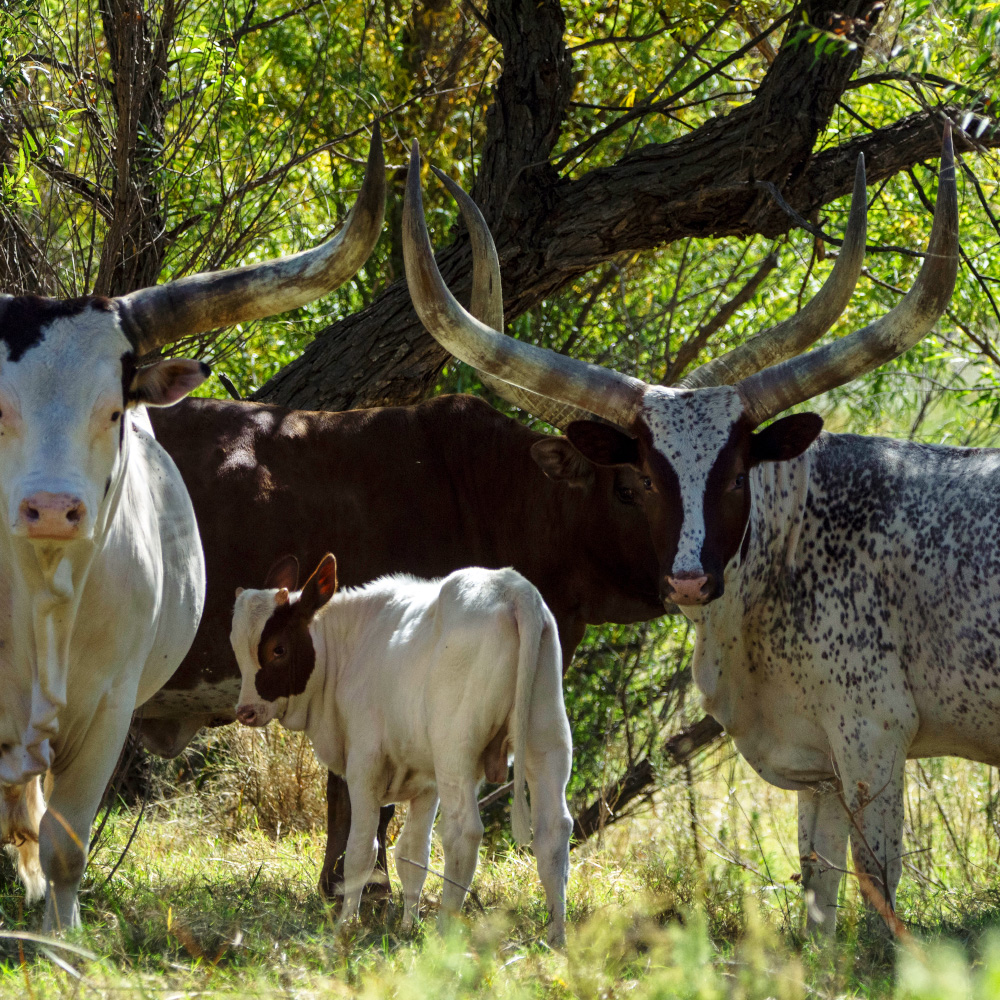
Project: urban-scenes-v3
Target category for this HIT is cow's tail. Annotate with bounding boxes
[510,585,552,846]
[0,776,46,904]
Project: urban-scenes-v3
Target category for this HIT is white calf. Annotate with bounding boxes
[231,555,574,944]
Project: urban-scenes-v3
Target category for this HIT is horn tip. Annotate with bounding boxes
[941,119,955,165]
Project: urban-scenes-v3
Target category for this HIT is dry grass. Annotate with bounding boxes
[0,727,998,996]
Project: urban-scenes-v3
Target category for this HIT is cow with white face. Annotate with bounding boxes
[0,127,384,930]
[404,128,962,933]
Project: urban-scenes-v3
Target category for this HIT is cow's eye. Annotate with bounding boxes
[615,484,638,505]
[731,473,745,490]
[642,477,652,491]
[110,410,122,423]
[273,644,286,658]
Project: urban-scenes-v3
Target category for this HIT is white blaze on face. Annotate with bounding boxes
[231,587,285,724]
[641,385,745,576]
[0,307,130,540]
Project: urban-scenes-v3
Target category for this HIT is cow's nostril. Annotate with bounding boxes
[25,506,39,522]
[66,506,82,524]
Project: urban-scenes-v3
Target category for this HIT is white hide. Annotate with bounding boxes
[231,567,574,945]
[0,302,206,929]
[641,385,744,577]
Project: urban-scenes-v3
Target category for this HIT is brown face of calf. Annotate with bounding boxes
[254,553,338,703]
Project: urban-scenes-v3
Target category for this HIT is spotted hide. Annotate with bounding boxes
[688,433,1000,934]
[402,129,960,935]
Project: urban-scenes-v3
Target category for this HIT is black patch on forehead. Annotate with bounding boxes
[0,295,114,363]
[255,599,316,702]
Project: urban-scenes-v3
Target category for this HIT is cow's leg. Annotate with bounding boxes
[319,772,394,899]
[797,784,849,937]
[834,738,908,939]
[337,776,382,928]
[40,702,133,931]
[436,775,483,926]
[395,789,438,931]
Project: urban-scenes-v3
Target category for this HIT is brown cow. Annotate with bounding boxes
[139,144,870,899]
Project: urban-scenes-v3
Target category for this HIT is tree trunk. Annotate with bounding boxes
[253,1,1000,412]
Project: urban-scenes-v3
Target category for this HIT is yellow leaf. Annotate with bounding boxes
[623,87,636,108]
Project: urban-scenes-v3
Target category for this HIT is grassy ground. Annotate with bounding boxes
[2,726,1000,997]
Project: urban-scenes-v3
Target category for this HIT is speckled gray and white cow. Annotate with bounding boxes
[0,128,384,930]
[403,127,962,934]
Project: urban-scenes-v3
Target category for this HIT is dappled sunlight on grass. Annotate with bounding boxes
[0,735,997,995]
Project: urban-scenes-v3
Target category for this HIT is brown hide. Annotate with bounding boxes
[147,392,661,715]
[145,392,662,899]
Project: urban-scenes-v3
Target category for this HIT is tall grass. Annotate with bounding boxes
[0,727,996,997]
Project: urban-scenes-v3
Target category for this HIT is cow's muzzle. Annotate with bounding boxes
[16,492,88,540]
[236,703,264,727]
[664,571,718,606]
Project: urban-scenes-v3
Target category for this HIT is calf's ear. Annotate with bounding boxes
[750,413,823,465]
[300,553,338,616]
[130,359,211,407]
[265,554,299,591]
[565,420,640,467]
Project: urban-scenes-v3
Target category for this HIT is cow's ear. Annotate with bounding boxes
[300,553,337,615]
[530,437,595,486]
[265,554,299,592]
[750,413,823,465]
[565,420,640,467]
[130,359,212,407]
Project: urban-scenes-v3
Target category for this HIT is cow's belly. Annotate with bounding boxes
[727,713,836,791]
[139,677,241,719]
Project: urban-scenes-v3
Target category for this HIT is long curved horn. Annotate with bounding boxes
[116,123,386,355]
[432,167,598,429]
[404,140,647,430]
[737,124,958,426]
[681,153,868,389]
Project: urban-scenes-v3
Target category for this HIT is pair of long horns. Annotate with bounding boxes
[115,124,386,356]
[403,126,958,430]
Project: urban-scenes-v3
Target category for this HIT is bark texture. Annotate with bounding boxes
[255,0,997,411]
[95,0,173,296]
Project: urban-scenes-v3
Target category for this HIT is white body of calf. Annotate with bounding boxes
[231,558,574,944]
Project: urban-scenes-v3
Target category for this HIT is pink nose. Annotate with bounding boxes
[18,493,87,539]
[236,704,258,726]
[666,573,711,605]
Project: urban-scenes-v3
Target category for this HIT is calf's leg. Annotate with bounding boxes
[395,789,439,931]
[797,784,850,937]
[337,774,382,928]
[320,772,394,899]
[436,775,483,927]
[525,665,573,947]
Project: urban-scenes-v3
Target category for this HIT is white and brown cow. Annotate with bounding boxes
[403,127,963,934]
[0,127,384,930]
[231,556,574,944]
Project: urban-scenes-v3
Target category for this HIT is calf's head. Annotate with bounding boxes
[403,130,958,608]
[232,554,338,727]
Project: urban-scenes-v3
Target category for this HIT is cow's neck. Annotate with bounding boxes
[283,610,348,773]
[0,422,133,782]
[684,447,815,736]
